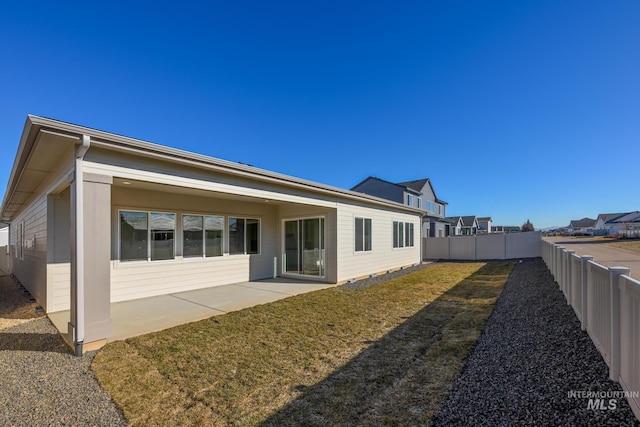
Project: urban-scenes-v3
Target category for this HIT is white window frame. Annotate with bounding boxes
[228,217,261,255]
[182,213,225,258]
[417,198,423,209]
[17,221,24,260]
[119,209,176,262]
[355,217,372,252]
[393,221,415,248]
[407,194,413,207]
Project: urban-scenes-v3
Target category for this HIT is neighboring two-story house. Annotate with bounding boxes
[351,177,449,238]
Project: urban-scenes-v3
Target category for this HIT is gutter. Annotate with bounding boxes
[72,135,90,356]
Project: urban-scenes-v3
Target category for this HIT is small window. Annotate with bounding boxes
[393,221,405,248]
[393,221,414,248]
[229,217,260,255]
[355,217,372,252]
[183,215,204,258]
[16,222,24,260]
[417,198,423,209]
[426,201,435,213]
[405,222,415,247]
[407,194,413,206]
[205,216,224,257]
[150,213,175,261]
[120,211,148,262]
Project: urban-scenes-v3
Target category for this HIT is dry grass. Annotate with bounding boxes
[603,239,640,255]
[0,275,45,330]
[93,261,514,426]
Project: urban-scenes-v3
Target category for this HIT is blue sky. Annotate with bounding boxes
[1,1,638,229]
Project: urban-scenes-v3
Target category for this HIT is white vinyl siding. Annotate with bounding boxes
[111,255,250,302]
[337,203,419,281]
[11,194,49,311]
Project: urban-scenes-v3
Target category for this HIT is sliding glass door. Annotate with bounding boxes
[284,217,325,277]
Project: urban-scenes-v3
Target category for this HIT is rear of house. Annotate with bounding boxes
[1,116,421,352]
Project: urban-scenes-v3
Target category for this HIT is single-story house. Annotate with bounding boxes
[0,115,422,353]
[594,212,627,235]
[568,217,596,236]
[491,225,522,233]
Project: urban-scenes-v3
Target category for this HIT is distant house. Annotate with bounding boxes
[492,225,522,233]
[568,218,596,236]
[477,217,492,234]
[446,216,463,236]
[460,216,479,235]
[608,211,640,235]
[594,212,627,235]
[351,176,449,238]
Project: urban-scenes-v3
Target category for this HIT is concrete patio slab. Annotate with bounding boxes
[48,278,335,342]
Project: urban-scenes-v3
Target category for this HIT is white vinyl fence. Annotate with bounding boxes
[423,231,542,261]
[542,240,640,420]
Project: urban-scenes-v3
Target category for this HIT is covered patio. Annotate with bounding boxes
[49,277,333,344]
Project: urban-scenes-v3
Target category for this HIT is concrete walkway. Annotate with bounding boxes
[49,278,334,342]
[545,236,640,279]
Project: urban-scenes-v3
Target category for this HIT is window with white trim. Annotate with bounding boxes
[229,217,260,255]
[407,194,413,207]
[417,198,423,209]
[393,221,415,248]
[355,217,372,252]
[120,211,175,261]
[183,214,224,258]
[16,222,24,260]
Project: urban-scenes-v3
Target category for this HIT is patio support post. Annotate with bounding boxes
[70,135,113,355]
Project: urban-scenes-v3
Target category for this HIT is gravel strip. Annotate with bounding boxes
[432,258,640,426]
[338,262,435,290]
[0,276,126,426]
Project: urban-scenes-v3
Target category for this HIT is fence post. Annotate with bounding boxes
[609,266,630,382]
[565,250,575,304]
[580,256,593,331]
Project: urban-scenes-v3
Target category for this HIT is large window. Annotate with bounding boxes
[355,217,372,252]
[120,211,175,262]
[120,211,148,261]
[183,214,224,258]
[426,201,435,213]
[229,217,260,255]
[393,221,415,248]
[150,213,175,261]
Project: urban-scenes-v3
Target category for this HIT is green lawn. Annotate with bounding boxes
[93,261,514,426]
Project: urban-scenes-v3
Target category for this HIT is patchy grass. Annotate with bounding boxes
[93,261,514,426]
[603,239,640,255]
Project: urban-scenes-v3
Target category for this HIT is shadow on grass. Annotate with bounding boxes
[261,263,509,426]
